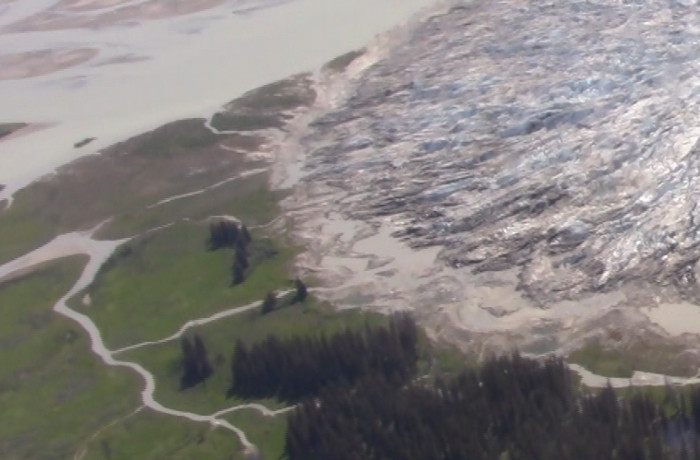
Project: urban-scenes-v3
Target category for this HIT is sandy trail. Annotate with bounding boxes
[203,118,232,136]
[113,288,293,354]
[213,403,296,418]
[73,405,144,460]
[568,364,700,389]
[147,167,269,208]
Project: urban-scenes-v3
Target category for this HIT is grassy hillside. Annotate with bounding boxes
[0,257,141,460]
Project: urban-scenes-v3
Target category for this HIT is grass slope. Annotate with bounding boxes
[225,410,287,460]
[569,340,689,379]
[0,119,264,265]
[323,48,366,73]
[210,74,316,132]
[0,257,141,460]
[81,409,243,460]
[120,296,386,414]
[77,221,296,349]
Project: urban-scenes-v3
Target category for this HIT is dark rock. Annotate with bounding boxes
[295,0,700,304]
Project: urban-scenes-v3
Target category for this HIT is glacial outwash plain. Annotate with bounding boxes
[6,0,700,458]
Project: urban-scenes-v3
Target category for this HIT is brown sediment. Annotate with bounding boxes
[0,48,98,80]
[58,0,138,12]
[0,122,27,139]
[0,122,53,142]
[92,54,149,67]
[2,0,229,32]
[210,73,317,133]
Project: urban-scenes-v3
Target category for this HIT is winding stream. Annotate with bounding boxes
[1,215,699,460]
[0,228,288,455]
[113,288,293,355]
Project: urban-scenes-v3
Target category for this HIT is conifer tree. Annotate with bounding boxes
[181,335,214,389]
[294,278,308,303]
[235,247,249,271]
[232,259,246,286]
[208,220,240,249]
[241,224,252,245]
[180,336,197,388]
[261,291,277,315]
[223,221,239,247]
[208,222,224,250]
[194,334,213,381]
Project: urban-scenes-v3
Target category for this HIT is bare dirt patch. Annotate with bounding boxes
[0,122,52,144]
[211,73,317,132]
[59,0,141,12]
[2,0,228,32]
[0,48,98,80]
[0,123,27,140]
[92,54,149,67]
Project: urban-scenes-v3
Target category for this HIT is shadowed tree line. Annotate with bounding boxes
[229,313,418,402]
[207,218,253,285]
[200,219,700,458]
[285,353,700,460]
[293,278,307,303]
[176,292,700,459]
[180,334,213,389]
[208,219,250,251]
[260,291,277,315]
[260,279,307,316]
[177,279,310,390]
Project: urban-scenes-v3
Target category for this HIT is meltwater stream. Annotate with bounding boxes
[0,228,295,454]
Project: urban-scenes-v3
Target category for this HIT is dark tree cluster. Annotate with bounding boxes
[293,278,307,303]
[231,245,248,286]
[229,313,418,402]
[180,334,213,389]
[206,218,252,286]
[232,226,252,285]
[285,353,700,460]
[261,291,277,315]
[260,278,308,315]
[208,219,242,250]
